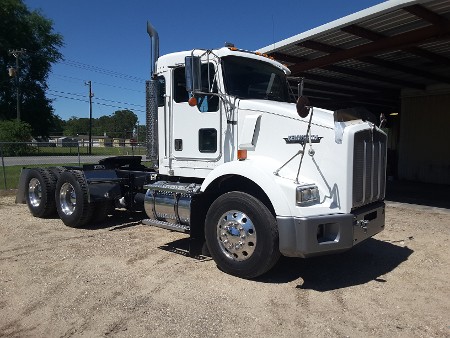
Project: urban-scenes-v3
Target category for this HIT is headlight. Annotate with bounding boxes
[296,185,320,206]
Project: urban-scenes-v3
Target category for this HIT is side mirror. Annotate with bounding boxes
[185,56,202,92]
[296,96,311,118]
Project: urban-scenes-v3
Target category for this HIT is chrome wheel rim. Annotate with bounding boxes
[217,210,257,261]
[59,182,76,216]
[28,178,42,207]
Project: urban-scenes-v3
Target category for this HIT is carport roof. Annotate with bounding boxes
[258,0,450,113]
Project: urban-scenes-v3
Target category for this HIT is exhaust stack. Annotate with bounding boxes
[147,21,159,78]
[146,21,159,168]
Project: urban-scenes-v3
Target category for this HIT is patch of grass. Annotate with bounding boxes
[0,163,79,190]
[31,146,146,156]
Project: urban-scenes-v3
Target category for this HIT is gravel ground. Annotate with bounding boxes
[0,192,449,337]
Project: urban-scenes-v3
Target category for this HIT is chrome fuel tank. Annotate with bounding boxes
[144,181,201,226]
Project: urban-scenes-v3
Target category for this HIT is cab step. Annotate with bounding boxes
[142,218,190,233]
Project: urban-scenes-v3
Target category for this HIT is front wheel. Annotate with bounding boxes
[205,192,280,279]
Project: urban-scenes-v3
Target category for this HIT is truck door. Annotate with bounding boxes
[170,63,221,164]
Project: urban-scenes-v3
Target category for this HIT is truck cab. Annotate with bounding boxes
[144,42,387,277]
[18,22,387,279]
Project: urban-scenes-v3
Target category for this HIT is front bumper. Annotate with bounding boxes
[277,202,385,258]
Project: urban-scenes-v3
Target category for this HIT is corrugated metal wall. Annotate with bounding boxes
[399,90,450,184]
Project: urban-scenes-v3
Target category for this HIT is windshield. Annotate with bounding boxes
[222,56,291,102]
[334,107,377,124]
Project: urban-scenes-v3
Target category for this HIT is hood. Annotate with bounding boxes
[236,99,335,129]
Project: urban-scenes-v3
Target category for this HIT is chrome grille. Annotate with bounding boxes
[352,129,387,208]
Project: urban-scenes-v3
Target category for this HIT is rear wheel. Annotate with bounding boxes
[205,192,280,279]
[55,171,93,228]
[25,168,57,217]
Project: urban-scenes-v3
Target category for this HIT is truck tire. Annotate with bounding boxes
[205,191,280,279]
[55,170,93,228]
[49,166,67,179]
[25,168,57,218]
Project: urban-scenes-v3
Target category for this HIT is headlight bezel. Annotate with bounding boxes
[296,185,320,206]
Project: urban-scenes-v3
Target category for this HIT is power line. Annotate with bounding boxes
[48,93,145,113]
[94,97,144,108]
[52,74,145,93]
[61,59,146,83]
[48,89,85,97]
[64,58,144,78]
[48,89,144,108]
[52,74,87,83]
[94,101,145,113]
[27,51,146,83]
[48,93,88,103]
[94,82,145,93]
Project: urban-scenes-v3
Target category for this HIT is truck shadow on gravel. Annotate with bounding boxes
[71,209,415,290]
[258,238,413,290]
[72,210,147,230]
[157,236,413,290]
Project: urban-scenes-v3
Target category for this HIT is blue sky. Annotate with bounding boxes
[25,0,385,125]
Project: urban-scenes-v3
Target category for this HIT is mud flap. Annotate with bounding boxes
[15,168,31,204]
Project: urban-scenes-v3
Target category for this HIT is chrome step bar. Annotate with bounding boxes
[142,218,190,233]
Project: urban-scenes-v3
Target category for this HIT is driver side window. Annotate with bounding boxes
[173,64,219,112]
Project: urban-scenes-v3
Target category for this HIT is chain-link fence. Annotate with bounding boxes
[0,141,147,190]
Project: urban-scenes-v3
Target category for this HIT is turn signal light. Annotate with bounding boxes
[237,149,247,160]
[188,97,197,106]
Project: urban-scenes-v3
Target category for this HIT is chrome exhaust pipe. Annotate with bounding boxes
[147,21,159,78]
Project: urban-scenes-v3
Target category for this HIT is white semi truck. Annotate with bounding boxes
[17,22,387,278]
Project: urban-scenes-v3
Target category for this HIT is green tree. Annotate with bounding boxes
[0,0,63,137]
[63,116,90,136]
[49,114,65,136]
[63,110,139,138]
[137,124,146,143]
[0,119,33,155]
[110,110,138,138]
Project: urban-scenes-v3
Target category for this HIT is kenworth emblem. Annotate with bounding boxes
[283,135,323,145]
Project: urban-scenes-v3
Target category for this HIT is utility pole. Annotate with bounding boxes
[136,120,139,144]
[85,81,93,155]
[8,49,26,121]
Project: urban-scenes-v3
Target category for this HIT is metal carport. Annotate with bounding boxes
[259,0,450,185]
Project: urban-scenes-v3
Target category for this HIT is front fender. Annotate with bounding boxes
[201,157,295,216]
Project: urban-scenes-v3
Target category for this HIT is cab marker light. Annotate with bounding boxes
[237,149,247,161]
